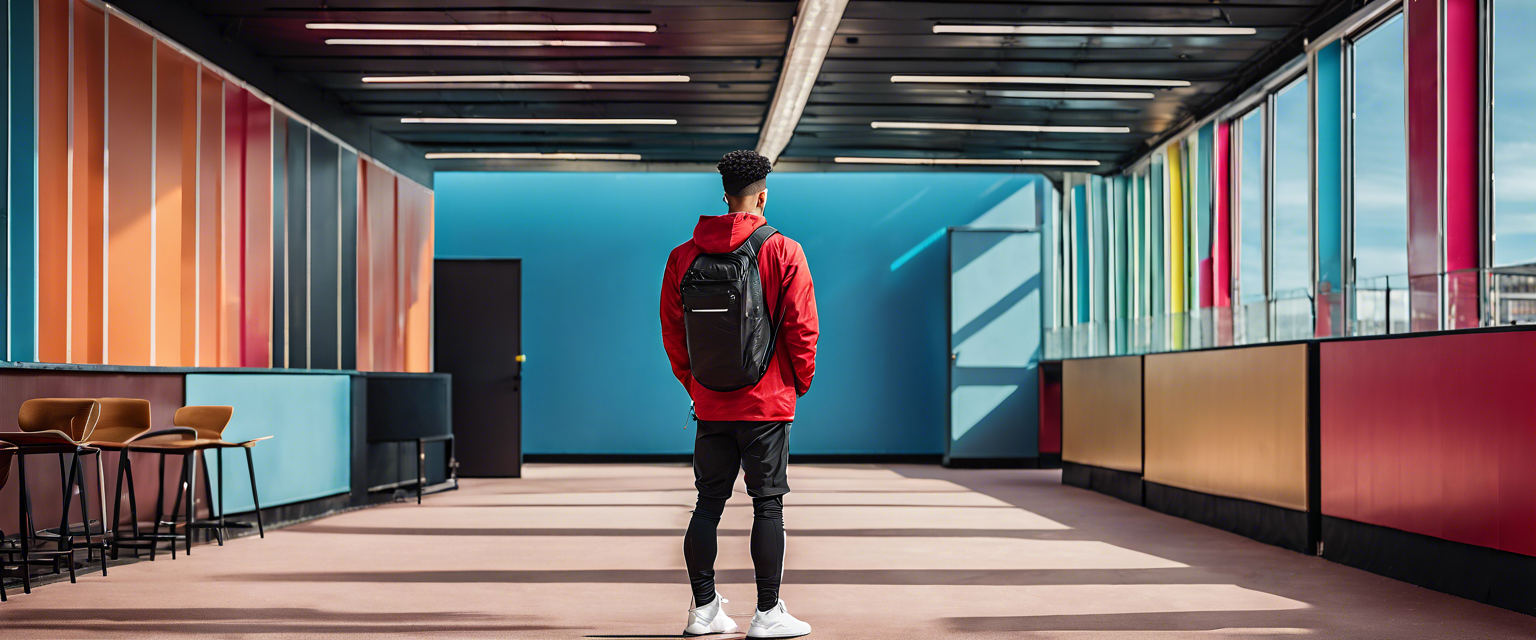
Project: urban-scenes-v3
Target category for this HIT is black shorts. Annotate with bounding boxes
[693,420,791,500]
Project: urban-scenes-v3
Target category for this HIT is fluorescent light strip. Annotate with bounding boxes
[934,24,1256,36]
[402,117,676,125]
[871,121,1129,134]
[325,38,644,47]
[425,152,643,161]
[363,74,690,84]
[757,0,850,163]
[308,23,657,33]
[835,157,1100,167]
[893,75,1190,88]
[985,89,1156,100]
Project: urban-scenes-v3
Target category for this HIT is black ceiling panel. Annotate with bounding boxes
[178,0,1351,171]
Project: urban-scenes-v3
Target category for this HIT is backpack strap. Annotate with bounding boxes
[741,224,778,259]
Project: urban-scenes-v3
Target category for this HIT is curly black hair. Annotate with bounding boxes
[717,149,772,196]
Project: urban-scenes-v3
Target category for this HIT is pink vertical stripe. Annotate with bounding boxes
[1405,0,1442,332]
[1214,120,1232,309]
[1444,0,1479,328]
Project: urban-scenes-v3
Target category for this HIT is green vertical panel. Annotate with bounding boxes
[1114,176,1130,320]
[1150,157,1165,316]
[1073,184,1090,324]
[8,0,33,361]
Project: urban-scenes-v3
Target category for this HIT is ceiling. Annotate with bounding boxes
[180,0,1354,173]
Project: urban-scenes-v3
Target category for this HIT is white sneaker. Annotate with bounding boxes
[747,600,811,638]
[684,595,740,636]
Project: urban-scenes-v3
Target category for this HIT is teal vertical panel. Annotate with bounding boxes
[1089,175,1108,324]
[1196,123,1215,307]
[1114,176,1130,320]
[191,373,352,513]
[310,135,340,369]
[8,0,33,361]
[272,117,287,367]
[340,148,358,369]
[1317,41,1344,290]
[1073,184,1090,323]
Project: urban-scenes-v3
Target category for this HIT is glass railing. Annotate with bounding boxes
[1041,270,1522,360]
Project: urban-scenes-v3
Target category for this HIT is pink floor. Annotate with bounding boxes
[2,464,1535,638]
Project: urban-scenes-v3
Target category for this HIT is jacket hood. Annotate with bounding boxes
[692,212,766,253]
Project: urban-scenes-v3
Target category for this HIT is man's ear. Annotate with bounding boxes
[757,189,768,210]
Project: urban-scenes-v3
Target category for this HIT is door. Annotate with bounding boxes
[947,229,1042,465]
[435,259,522,477]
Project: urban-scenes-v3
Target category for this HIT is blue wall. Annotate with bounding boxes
[188,373,353,512]
[436,171,1048,455]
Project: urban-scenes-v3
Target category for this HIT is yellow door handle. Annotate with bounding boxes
[515,354,526,363]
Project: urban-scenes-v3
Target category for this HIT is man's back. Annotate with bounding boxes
[660,211,818,421]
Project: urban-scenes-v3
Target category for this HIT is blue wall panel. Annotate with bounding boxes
[188,373,352,512]
[1316,41,1344,291]
[436,171,1048,455]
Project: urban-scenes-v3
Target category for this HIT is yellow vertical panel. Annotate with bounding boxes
[1143,344,1309,511]
[1062,356,1143,473]
[1167,143,1185,314]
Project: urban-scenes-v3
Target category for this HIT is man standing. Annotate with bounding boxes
[660,150,819,638]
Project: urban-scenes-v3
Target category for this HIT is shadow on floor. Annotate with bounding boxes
[215,567,1196,586]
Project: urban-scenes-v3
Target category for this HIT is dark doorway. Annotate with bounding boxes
[435,259,523,477]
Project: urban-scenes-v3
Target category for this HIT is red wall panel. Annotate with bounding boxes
[105,16,155,366]
[242,97,273,368]
[221,85,246,368]
[1322,332,1536,556]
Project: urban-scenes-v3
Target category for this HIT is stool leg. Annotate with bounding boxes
[216,448,227,537]
[17,453,32,594]
[417,439,425,505]
[245,448,264,538]
[184,452,196,554]
[73,454,98,575]
[111,452,127,559]
[199,450,222,545]
[158,454,175,560]
[95,451,109,565]
[60,455,79,583]
[79,453,104,576]
[168,454,187,557]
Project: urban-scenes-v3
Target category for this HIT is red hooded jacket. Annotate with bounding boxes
[661,212,818,421]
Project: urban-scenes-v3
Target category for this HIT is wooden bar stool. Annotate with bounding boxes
[0,399,109,586]
[144,405,270,546]
[80,399,199,560]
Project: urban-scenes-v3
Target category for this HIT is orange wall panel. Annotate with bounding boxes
[220,84,245,367]
[71,0,105,364]
[197,71,223,367]
[355,159,372,371]
[366,160,397,371]
[37,0,69,363]
[153,46,197,367]
[241,97,273,368]
[180,59,200,366]
[105,16,155,366]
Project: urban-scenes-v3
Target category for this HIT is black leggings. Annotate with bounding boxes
[683,494,785,612]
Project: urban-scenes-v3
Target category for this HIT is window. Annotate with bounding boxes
[1350,14,1409,332]
[1494,0,1536,267]
[1350,16,1409,281]
[1238,107,1266,305]
[1272,79,1311,298]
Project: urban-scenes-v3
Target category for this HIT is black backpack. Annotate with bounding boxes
[681,225,782,392]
